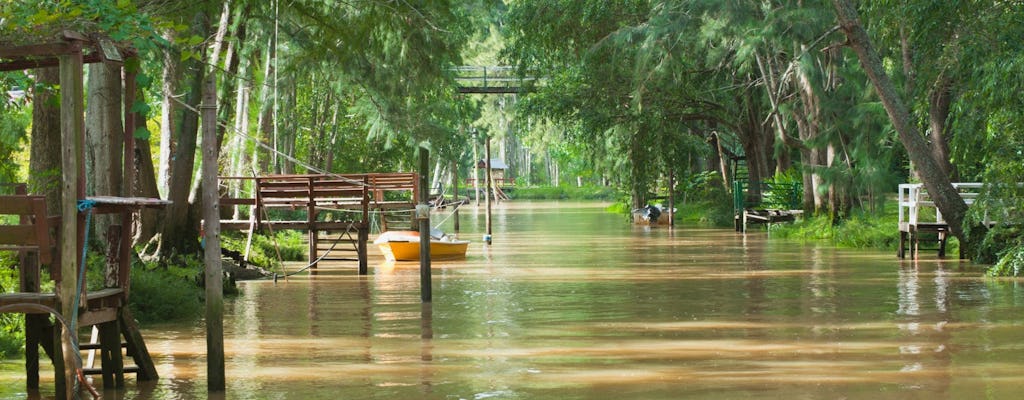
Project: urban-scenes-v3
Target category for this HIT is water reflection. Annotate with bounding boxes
[3,201,1024,399]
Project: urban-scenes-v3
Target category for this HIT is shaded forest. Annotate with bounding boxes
[1,0,1023,270]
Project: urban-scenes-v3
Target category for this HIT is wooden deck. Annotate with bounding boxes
[219,173,420,274]
[897,183,985,259]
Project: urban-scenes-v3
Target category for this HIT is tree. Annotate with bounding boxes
[830,0,968,240]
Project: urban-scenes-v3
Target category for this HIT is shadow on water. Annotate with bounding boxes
[3,201,1024,399]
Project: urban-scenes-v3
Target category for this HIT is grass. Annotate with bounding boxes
[508,185,619,201]
[767,203,961,255]
[221,230,307,270]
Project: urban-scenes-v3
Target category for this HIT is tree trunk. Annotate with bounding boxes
[928,73,957,180]
[157,14,210,258]
[29,67,62,215]
[159,30,179,198]
[832,0,968,240]
[85,62,124,246]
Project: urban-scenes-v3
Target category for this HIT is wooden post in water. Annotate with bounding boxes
[418,147,433,302]
[669,169,675,227]
[473,134,480,206]
[201,74,226,392]
[485,137,493,245]
[451,159,460,232]
[57,50,83,400]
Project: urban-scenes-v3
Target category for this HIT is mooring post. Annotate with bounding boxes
[201,74,226,392]
[418,147,432,302]
[485,137,493,245]
[451,159,460,232]
[58,50,83,400]
[669,169,675,227]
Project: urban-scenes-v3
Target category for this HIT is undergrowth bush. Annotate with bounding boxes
[509,185,619,201]
[221,230,306,270]
[0,253,23,358]
[129,257,204,323]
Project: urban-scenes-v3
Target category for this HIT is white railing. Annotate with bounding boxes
[898,182,984,230]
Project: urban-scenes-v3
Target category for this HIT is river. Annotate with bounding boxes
[3,201,1024,399]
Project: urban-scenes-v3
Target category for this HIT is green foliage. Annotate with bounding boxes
[221,230,306,271]
[0,105,29,185]
[770,204,906,251]
[129,258,203,323]
[510,185,619,201]
[987,245,1024,277]
[0,253,24,358]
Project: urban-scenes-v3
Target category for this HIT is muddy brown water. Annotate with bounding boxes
[3,201,1024,399]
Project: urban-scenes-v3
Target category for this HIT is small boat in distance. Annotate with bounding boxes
[374,229,470,261]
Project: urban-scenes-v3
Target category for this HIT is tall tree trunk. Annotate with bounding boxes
[832,0,968,241]
[928,73,957,180]
[30,67,62,215]
[135,129,161,246]
[156,14,210,258]
[256,33,276,174]
[85,62,124,246]
[159,30,179,198]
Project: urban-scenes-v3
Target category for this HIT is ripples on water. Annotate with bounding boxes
[3,201,1024,399]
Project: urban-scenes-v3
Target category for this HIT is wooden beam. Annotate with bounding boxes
[57,49,83,400]
[0,42,73,59]
[0,53,103,71]
[201,73,226,392]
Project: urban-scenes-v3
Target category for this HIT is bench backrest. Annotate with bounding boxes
[0,195,55,264]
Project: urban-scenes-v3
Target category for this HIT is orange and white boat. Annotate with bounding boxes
[373,230,470,261]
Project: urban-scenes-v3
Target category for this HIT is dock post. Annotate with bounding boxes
[452,159,460,232]
[418,147,432,302]
[485,137,493,245]
[200,73,226,392]
[358,225,368,275]
[58,49,84,400]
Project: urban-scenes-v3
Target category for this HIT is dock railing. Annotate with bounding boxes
[897,182,986,232]
[897,182,989,259]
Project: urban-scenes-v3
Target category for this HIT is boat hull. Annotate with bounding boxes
[378,240,470,261]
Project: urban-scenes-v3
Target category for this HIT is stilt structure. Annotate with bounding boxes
[219,173,419,275]
[0,32,163,397]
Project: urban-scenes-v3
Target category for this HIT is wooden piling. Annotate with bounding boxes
[58,50,83,400]
[201,74,226,392]
[485,137,493,245]
[451,159,460,232]
[419,148,432,302]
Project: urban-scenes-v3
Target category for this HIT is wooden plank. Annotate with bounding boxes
[0,225,39,246]
[0,195,46,214]
[118,308,157,380]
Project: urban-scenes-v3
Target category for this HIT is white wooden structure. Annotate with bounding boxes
[897,182,985,259]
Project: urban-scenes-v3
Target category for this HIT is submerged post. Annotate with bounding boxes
[451,159,460,232]
[201,74,226,392]
[485,137,493,245]
[418,147,433,302]
[669,169,675,227]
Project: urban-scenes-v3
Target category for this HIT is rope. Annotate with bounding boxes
[272,220,356,279]
[72,199,99,398]
[431,200,466,228]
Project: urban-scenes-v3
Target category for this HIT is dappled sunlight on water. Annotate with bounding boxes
[4,201,1024,399]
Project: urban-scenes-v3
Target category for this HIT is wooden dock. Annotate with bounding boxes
[219,173,419,274]
[733,179,804,233]
[897,182,985,259]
